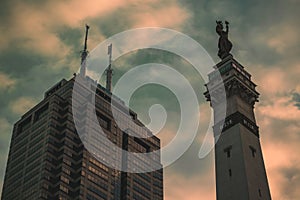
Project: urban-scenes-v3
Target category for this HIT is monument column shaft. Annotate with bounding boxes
[205,56,271,200]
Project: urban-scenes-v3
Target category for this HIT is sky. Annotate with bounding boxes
[0,0,300,199]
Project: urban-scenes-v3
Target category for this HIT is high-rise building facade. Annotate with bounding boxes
[1,75,163,200]
[204,55,271,200]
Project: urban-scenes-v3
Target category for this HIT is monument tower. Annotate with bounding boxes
[204,21,271,200]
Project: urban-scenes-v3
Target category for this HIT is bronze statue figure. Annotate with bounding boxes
[216,20,232,59]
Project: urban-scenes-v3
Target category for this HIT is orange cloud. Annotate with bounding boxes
[132,5,190,28]
[262,139,300,199]
[158,128,176,147]
[257,98,300,200]
[5,2,71,57]
[164,169,215,200]
[257,96,300,121]
[254,67,292,97]
[1,0,189,58]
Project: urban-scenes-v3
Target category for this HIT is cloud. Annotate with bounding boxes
[256,91,300,200]
[2,2,70,57]
[132,5,190,28]
[164,164,215,200]
[281,167,300,199]
[255,67,293,96]
[0,118,11,151]
[9,96,37,115]
[1,0,189,55]
[258,95,300,121]
[266,24,299,54]
[0,118,13,197]
[292,93,300,109]
[0,73,16,90]
[263,138,300,200]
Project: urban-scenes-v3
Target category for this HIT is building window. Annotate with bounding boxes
[62,167,71,175]
[229,169,232,177]
[59,185,69,193]
[63,158,71,166]
[34,103,49,122]
[224,145,232,158]
[40,192,48,198]
[96,111,111,131]
[64,149,72,157]
[59,196,67,200]
[18,116,32,133]
[61,175,69,184]
[258,189,262,197]
[249,145,256,157]
[42,183,49,189]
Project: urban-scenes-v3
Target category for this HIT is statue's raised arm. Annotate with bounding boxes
[216,20,232,59]
[225,21,229,33]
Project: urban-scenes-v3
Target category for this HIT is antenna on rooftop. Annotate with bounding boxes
[80,24,90,77]
[106,43,113,92]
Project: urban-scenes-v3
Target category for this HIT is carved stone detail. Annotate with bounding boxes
[224,79,258,106]
[204,78,259,107]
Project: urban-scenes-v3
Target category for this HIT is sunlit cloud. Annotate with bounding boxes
[1,0,189,56]
[9,96,37,115]
[260,124,300,200]
[0,73,16,90]
[164,167,215,200]
[132,5,190,28]
[258,96,300,121]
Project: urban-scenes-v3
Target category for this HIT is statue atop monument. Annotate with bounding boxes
[216,20,232,59]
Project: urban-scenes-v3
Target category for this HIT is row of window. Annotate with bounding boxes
[89,157,109,172]
[87,174,108,190]
[60,184,69,193]
[87,185,107,199]
[224,145,257,158]
[88,166,109,180]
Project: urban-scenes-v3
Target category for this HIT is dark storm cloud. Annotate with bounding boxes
[56,25,82,50]
[0,46,51,77]
[292,93,300,110]
[0,43,75,126]
[111,49,206,118]
[0,1,12,24]
[166,141,214,177]
[54,25,85,73]
[113,49,206,88]
[178,0,300,66]
[0,47,58,124]
[0,60,71,124]
[108,48,204,134]
[129,84,181,124]
[90,8,134,38]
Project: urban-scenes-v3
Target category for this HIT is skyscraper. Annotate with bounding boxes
[1,27,163,200]
[1,75,163,200]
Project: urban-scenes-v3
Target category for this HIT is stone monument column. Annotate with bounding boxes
[204,23,272,199]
